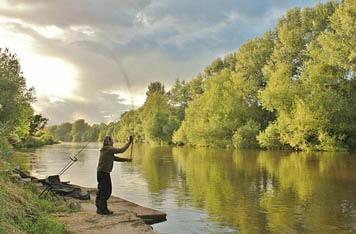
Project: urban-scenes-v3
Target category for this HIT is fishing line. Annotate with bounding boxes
[109,53,136,114]
[106,49,136,160]
[70,40,136,159]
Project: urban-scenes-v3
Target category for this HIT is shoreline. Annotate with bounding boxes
[58,190,166,234]
[12,169,167,234]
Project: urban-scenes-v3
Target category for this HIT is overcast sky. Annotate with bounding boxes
[0,0,327,125]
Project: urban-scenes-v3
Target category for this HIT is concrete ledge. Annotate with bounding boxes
[58,192,167,234]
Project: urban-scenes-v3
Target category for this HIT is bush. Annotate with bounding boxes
[232,120,260,149]
[13,135,58,149]
[40,134,57,145]
[257,122,285,150]
[317,131,348,152]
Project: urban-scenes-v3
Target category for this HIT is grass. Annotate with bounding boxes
[0,157,75,233]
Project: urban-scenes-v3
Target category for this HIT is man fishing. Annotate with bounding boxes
[96,135,134,215]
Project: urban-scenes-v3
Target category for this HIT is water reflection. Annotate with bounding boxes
[11,144,356,234]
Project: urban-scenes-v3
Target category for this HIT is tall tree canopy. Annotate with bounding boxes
[0,48,35,139]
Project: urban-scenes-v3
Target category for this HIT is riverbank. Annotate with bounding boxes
[2,162,166,233]
[0,166,70,233]
[58,192,166,234]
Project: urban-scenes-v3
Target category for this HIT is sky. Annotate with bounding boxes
[0,0,327,125]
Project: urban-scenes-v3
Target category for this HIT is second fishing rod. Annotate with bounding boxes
[58,141,91,176]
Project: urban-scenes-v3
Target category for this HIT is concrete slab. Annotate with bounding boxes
[57,192,167,234]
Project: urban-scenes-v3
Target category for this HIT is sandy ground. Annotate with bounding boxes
[57,193,166,234]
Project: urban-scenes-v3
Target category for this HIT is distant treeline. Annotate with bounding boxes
[47,1,355,151]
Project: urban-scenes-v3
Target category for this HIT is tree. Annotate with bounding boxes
[174,69,238,147]
[0,48,35,138]
[167,79,190,131]
[114,110,137,142]
[142,86,172,144]
[83,123,101,142]
[258,3,341,150]
[168,78,190,108]
[174,33,274,148]
[29,114,48,136]
[232,120,261,149]
[204,58,224,76]
[187,74,205,100]
[71,119,90,142]
[318,0,355,71]
[233,32,276,130]
[291,0,356,150]
[146,82,165,96]
[259,7,306,113]
[257,121,285,149]
[54,122,73,142]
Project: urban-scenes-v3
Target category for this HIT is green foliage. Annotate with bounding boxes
[48,122,73,142]
[232,120,261,149]
[257,121,286,150]
[172,121,188,145]
[29,114,48,137]
[0,162,70,233]
[168,78,190,123]
[175,69,238,147]
[146,81,165,96]
[204,58,225,76]
[257,1,354,151]
[39,133,57,145]
[0,48,35,139]
[71,119,90,142]
[0,48,56,149]
[28,216,67,234]
[187,74,205,100]
[114,110,138,142]
[173,33,275,148]
[318,0,355,71]
[142,85,173,144]
[0,122,12,155]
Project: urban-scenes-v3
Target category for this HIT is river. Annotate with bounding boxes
[12,143,356,234]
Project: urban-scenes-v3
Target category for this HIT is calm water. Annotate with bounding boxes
[12,143,356,234]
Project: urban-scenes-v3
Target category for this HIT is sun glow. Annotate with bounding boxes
[22,56,78,99]
[0,20,78,100]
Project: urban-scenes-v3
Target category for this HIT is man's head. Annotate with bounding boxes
[103,135,114,146]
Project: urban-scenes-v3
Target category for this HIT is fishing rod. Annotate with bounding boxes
[129,138,134,160]
[129,96,135,160]
[70,40,136,160]
[58,142,91,176]
[102,47,136,161]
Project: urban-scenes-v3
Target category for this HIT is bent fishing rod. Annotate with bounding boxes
[58,142,91,176]
[129,133,134,160]
[71,40,136,160]
[129,98,135,160]
[129,140,134,160]
[111,49,135,161]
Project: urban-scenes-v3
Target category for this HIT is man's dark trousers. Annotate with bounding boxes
[96,171,112,212]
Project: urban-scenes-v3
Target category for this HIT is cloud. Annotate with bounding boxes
[34,91,133,125]
[0,0,326,125]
